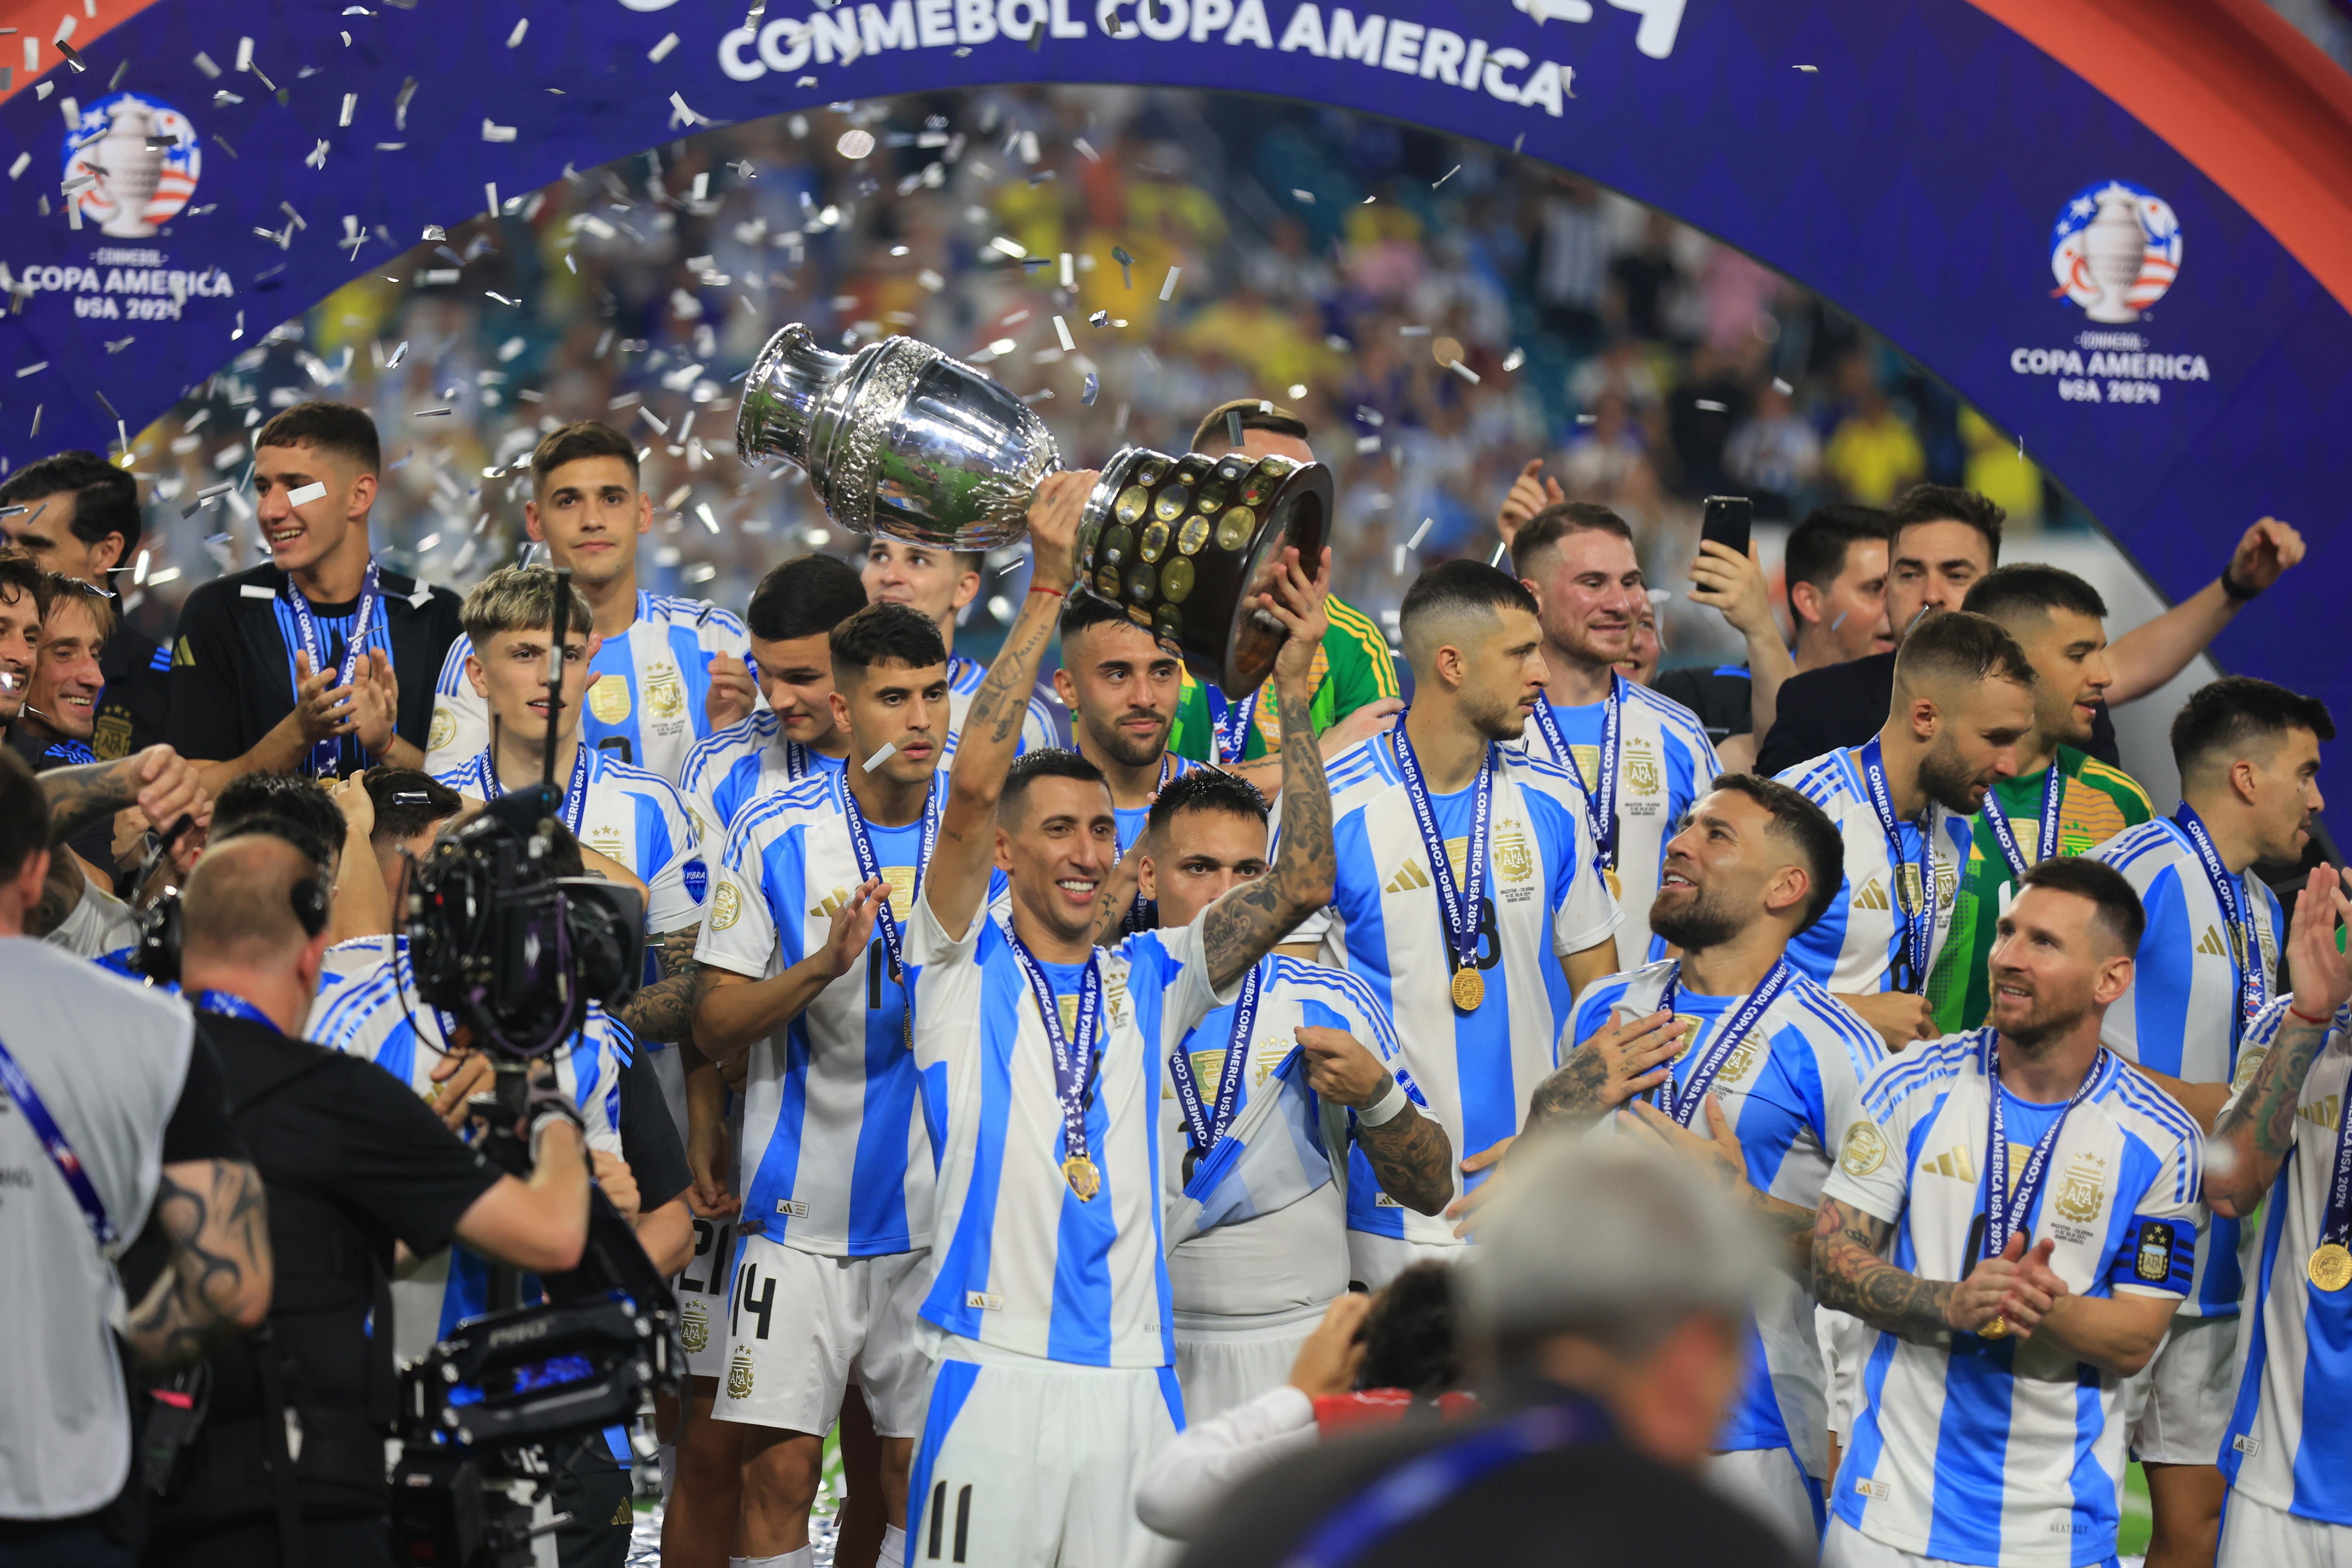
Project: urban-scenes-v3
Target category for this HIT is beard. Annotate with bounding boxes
[1464,685,1532,743]
[1650,885,1742,952]
[1991,989,2089,1054]
[1917,735,1985,816]
[1086,708,1170,768]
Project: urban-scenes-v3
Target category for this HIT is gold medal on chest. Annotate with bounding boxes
[1450,967,1485,1012]
[1063,1154,1101,1202]
[2309,1242,2352,1293]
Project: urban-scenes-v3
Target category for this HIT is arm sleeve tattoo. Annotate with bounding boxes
[621,924,702,1045]
[1812,1196,1953,1339]
[1200,678,1335,990]
[2211,1009,2332,1211]
[1353,1102,1454,1216]
[123,1159,272,1369]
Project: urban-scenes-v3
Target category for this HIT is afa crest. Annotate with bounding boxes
[711,880,743,931]
[680,1301,709,1354]
[645,663,689,719]
[2054,1152,2107,1224]
[726,1347,756,1401]
[1622,741,1661,797]
[1494,825,1536,885]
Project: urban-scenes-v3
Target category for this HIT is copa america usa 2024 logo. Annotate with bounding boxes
[2010,179,2207,406]
[63,91,202,238]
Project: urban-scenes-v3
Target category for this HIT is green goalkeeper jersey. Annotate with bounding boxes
[1167,592,1398,763]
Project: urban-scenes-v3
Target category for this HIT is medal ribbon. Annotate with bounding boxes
[1652,958,1795,1127]
[1982,762,2067,882]
[191,990,283,1035]
[1981,1031,2106,1260]
[282,558,383,776]
[1213,688,1258,765]
[2319,1048,2352,1255]
[1169,960,1263,1156]
[1530,674,1621,871]
[1124,753,1178,933]
[1391,713,1495,982]
[0,1032,117,1246]
[2173,803,2269,1038]
[1005,931,1104,1173]
[840,775,944,982]
[479,740,592,837]
[1857,738,1935,993]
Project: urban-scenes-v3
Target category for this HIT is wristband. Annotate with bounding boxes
[2289,1003,2334,1026]
[1357,1076,1411,1127]
[2220,565,2262,602]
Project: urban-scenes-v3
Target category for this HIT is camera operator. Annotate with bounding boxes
[0,749,268,1568]
[142,824,596,1568]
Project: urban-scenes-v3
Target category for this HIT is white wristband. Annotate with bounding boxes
[1356,1076,1410,1127]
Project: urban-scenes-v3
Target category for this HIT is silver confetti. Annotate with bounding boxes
[506,17,527,47]
[1502,347,1526,372]
[1081,371,1098,406]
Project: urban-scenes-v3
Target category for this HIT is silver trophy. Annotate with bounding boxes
[738,324,1331,697]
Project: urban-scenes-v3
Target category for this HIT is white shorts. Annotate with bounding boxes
[1345,1231,1459,1292]
[1173,1311,1323,1427]
[2219,1486,2352,1568]
[712,1235,932,1440]
[2125,1313,2239,1465]
[675,1212,746,1379]
[1822,1515,1987,1568]
[1708,1446,1824,1559]
[1820,1307,1873,1445]
[908,1337,1185,1568]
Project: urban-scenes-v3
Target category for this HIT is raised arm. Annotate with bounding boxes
[1197,549,1338,991]
[2209,863,2352,1218]
[122,1157,274,1369]
[40,744,204,845]
[2107,519,2302,704]
[926,472,1093,942]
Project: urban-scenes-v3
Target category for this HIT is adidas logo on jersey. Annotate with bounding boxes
[1852,1478,1891,1501]
[1386,860,1433,895]
[1926,1145,1978,1183]
[2299,1094,2343,1130]
[1853,878,1891,911]
[2197,926,2227,958]
[965,1290,1003,1311]
[810,887,854,919]
[774,1198,810,1218]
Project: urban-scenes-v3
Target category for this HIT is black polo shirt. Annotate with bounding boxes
[166,562,462,776]
[1651,662,1756,744]
[92,620,171,760]
[1753,650,2120,778]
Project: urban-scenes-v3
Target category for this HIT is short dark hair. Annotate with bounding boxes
[530,420,639,492]
[40,573,118,645]
[1398,560,1538,657]
[1358,1261,1463,1397]
[363,767,462,850]
[0,548,45,620]
[213,772,346,867]
[1888,484,2003,567]
[1000,747,1107,826]
[0,747,49,883]
[1057,590,1137,645]
[1962,564,2107,626]
[1783,505,1889,605]
[1703,773,1845,934]
[747,553,868,643]
[2017,855,2145,955]
[1145,768,1269,839]
[2170,676,2336,785]
[1192,398,1310,455]
[830,601,947,679]
[0,450,139,549]
[254,400,381,475]
[1509,501,1634,578]
[209,811,334,870]
[1890,609,2033,696]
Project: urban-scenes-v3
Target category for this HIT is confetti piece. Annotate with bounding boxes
[485,290,518,305]
[482,120,515,142]
[838,127,874,159]
[1226,410,1244,448]
[305,139,329,168]
[1502,347,1526,373]
[1489,541,1508,568]
[1406,517,1435,550]
[638,406,670,436]
[1046,315,1074,353]
[193,50,220,77]
[484,182,500,217]
[1290,188,1314,204]
[506,16,527,46]
[1795,63,1818,72]
[1356,435,1381,454]
[862,741,897,773]
[285,481,327,506]
[56,38,83,71]
[696,502,720,533]
[1694,399,1726,412]
[1081,371,1098,406]
[395,75,416,131]
[1074,137,1098,161]
[1433,165,1459,188]
[1512,132,1525,153]
[15,360,47,377]
[989,235,1025,258]
[648,31,679,62]
[339,91,355,126]
[1356,406,1383,427]
[1772,377,1793,395]
[669,90,710,127]
[1059,251,1073,288]
[917,268,944,292]
[1159,266,1180,301]
[6,153,26,180]
[413,407,451,417]
[1112,246,1132,288]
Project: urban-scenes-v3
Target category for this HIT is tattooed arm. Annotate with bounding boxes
[1526,1009,1685,1132]
[1295,1025,1454,1215]
[121,1158,274,1369]
[40,744,204,844]
[1622,1098,1816,1274]
[621,924,702,1045]
[1199,549,1339,991]
[2210,864,2352,1218]
[1811,1197,1961,1340]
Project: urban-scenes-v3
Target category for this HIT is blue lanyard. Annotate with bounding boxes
[839,775,943,982]
[1857,738,1935,993]
[1004,932,1104,1170]
[282,559,382,777]
[784,737,811,781]
[1213,688,1257,764]
[1981,761,2067,882]
[0,1033,116,1246]
[1981,1031,2105,1259]
[192,990,281,1035]
[2322,1053,2352,1251]
[1169,959,1263,1159]
[1652,958,1794,1127]
[1391,714,1495,979]
[479,741,592,836]
[2173,804,2268,1038]
[1529,675,1621,871]
[1126,752,1179,932]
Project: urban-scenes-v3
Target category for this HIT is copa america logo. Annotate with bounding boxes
[2050,181,2180,324]
[63,92,202,239]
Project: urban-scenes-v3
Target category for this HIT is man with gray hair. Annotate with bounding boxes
[1176,1137,1803,1568]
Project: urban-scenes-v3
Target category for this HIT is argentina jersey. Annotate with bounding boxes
[1518,677,1721,973]
[426,592,751,783]
[907,896,1238,1368]
[681,709,845,838]
[2220,998,2352,1526]
[269,587,399,777]
[434,745,707,936]
[945,651,1066,754]
[1776,749,1972,994]
[2091,816,2281,1317]
[694,771,937,1257]
[1568,961,1883,1482]
[1319,735,1619,1244]
[1823,1031,2201,1566]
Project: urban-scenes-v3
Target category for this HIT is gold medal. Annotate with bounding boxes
[2310,1242,2352,1293]
[1603,865,1623,901]
[1450,967,1485,1012]
[1978,1315,2010,1341]
[1063,1154,1100,1202]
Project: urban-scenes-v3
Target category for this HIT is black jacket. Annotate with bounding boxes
[1754,650,2119,778]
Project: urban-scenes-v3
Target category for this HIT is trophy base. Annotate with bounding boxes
[1076,445,1333,699]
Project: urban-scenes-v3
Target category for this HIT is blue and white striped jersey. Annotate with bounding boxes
[1824,1030,2202,1566]
[1517,679,1721,973]
[2090,817,2279,1321]
[1568,961,1883,1481]
[908,896,1236,1368]
[693,770,938,1258]
[433,745,707,937]
[1317,733,1620,1245]
[2220,997,2352,1525]
[1775,748,1973,994]
[945,651,1066,757]
[1160,955,1409,1321]
[680,709,843,839]
[425,591,751,784]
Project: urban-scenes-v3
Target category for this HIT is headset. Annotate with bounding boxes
[135,816,333,987]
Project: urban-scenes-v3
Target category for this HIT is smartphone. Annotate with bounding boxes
[1699,495,1753,559]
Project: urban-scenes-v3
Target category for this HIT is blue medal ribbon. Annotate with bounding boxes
[1391,712,1494,983]
[1213,688,1258,765]
[478,740,592,837]
[1529,673,1621,871]
[1857,738,1936,993]
[1651,958,1795,1127]
[191,989,282,1035]
[2173,803,2269,1039]
[0,1034,117,1246]
[2320,1062,2352,1254]
[1981,1030,2106,1261]
[1169,959,1263,1166]
[1982,760,2067,882]
[1125,752,1179,933]
[282,559,382,777]
[840,774,944,982]
[1004,931,1104,1183]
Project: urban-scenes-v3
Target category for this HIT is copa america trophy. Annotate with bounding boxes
[736,323,1332,697]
